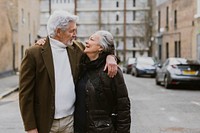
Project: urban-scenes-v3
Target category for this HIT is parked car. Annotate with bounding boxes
[131,57,157,77]
[155,57,200,89]
[123,57,136,74]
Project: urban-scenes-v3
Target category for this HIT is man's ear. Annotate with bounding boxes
[55,28,62,37]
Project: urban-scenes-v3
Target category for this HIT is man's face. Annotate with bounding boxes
[56,21,77,46]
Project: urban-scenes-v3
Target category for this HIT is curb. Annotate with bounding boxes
[0,86,19,99]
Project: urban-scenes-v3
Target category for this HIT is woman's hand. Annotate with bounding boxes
[104,55,118,78]
[35,38,46,46]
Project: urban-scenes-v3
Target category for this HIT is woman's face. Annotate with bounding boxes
[84,34,103,55]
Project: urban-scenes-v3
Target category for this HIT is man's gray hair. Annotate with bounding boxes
[94,30,115,54]
[47,10,78,37]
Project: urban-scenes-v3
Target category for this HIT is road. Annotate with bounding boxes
[0,74,200,133]
[0,91,24,133]
[125,74,200,133]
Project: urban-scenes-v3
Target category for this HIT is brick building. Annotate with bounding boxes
[155,0,198,61]
[0,0,40,75]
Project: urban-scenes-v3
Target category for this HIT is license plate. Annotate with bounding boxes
[146,71,154,74]
[182,70,196,75]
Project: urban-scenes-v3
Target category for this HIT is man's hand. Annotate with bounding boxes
[104,55,118,78]
[27,129,38,133]
[35,38,46,46]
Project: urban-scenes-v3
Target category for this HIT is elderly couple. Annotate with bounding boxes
[19,10,131,133]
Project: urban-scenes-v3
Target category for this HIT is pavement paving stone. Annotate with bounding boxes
[0,74,19,99]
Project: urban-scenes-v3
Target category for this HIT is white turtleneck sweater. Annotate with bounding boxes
[49,37,75,119]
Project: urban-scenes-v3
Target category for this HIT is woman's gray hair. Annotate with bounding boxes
[94,30,115,54]
[47,10,78,37]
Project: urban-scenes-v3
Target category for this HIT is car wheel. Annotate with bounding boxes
[155,75,161,85]
[135,70,139,77]
[164,75,171,89]
[131,71,134,76]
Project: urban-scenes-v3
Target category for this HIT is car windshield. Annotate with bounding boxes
[128,58,136,64]
[138,57,155,65]
[169,58,187,65]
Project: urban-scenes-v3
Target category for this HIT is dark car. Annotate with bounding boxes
[131,57,157,77]
[155,57,200,89]
[123,57,136,74]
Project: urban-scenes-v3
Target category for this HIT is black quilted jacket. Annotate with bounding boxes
[74,53,131,133]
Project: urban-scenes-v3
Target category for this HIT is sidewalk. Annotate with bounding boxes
[0,74,19,99]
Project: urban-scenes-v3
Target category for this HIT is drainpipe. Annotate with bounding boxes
[123,0,127,62]
[98,0,102,30]
[74,0,77,15]
[49,0,51,15]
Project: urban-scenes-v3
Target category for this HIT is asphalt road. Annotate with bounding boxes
[125,74,200,133]
[0,74,200,133]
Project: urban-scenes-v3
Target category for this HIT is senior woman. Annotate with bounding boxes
[74,30,131,133]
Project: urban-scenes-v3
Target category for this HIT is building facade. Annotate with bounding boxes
[18,0,41,68]
[195,0,200,61]
[38,0,152,63]
[155,0,198,62]
[75,0,152,63]
[0,0,40,75]
[0,0,17,75]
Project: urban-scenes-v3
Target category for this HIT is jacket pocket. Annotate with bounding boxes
[89,119,115,133]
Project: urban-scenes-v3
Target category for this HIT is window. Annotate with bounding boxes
[158,45,162,60]
[133,11,136,20]
[175,41,181,57]
[166,42,169,58]
[116,14,119,21]
[158,11,161,32]
[174,10,177,29]
[133,0,136,7]
[21,8,25,24]
[132,51,135,57]
[116,27,119,34]
[133,38,135,47]
[197,0,200,16]
[29,33,31,47]
[166,7,169,30]
[116,40,119,48]
[28,12,30,28]
[116,1,119,7]
[116,40,119,57]
[197,34,200,61]
[21,45,24,60]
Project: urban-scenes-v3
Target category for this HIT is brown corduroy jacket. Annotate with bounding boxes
[19,37,84,133]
